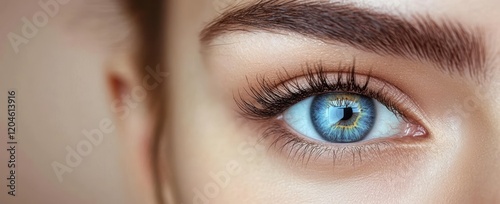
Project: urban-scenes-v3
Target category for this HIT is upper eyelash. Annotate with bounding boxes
[235,61,405,120]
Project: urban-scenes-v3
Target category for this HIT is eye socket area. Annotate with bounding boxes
[234,65,433,172]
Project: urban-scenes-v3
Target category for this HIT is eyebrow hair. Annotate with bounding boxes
[201,0,487,80]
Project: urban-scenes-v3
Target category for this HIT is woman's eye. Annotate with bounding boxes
[283,93,403,143]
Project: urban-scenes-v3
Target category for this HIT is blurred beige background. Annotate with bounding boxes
[0,0,133,203]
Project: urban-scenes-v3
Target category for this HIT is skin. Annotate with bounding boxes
[155,0,500,203]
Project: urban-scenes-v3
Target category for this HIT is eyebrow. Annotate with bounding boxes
[201,0,487,80]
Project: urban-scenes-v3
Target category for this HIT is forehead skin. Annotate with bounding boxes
[167,0,500,203]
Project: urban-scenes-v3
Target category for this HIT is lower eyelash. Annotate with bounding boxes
[260,121,385,167]
[259,120,426,168]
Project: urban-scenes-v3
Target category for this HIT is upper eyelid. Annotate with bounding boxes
[234,63,426,126]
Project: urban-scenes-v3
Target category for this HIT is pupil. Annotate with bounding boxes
[341,107,353,120]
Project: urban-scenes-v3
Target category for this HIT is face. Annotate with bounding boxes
[162,0,500,203]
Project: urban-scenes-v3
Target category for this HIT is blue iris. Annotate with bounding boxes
[310,93,376,143]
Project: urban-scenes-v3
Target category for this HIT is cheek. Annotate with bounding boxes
[428,116,500,202]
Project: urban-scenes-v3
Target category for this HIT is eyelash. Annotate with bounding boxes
[234,62,426,167]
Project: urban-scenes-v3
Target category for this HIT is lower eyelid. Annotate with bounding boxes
[259,120,431,175]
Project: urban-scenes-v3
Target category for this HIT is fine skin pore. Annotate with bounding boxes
[160,0,500,203]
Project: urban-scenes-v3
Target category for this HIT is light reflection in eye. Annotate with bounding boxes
[284,93,402,143]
